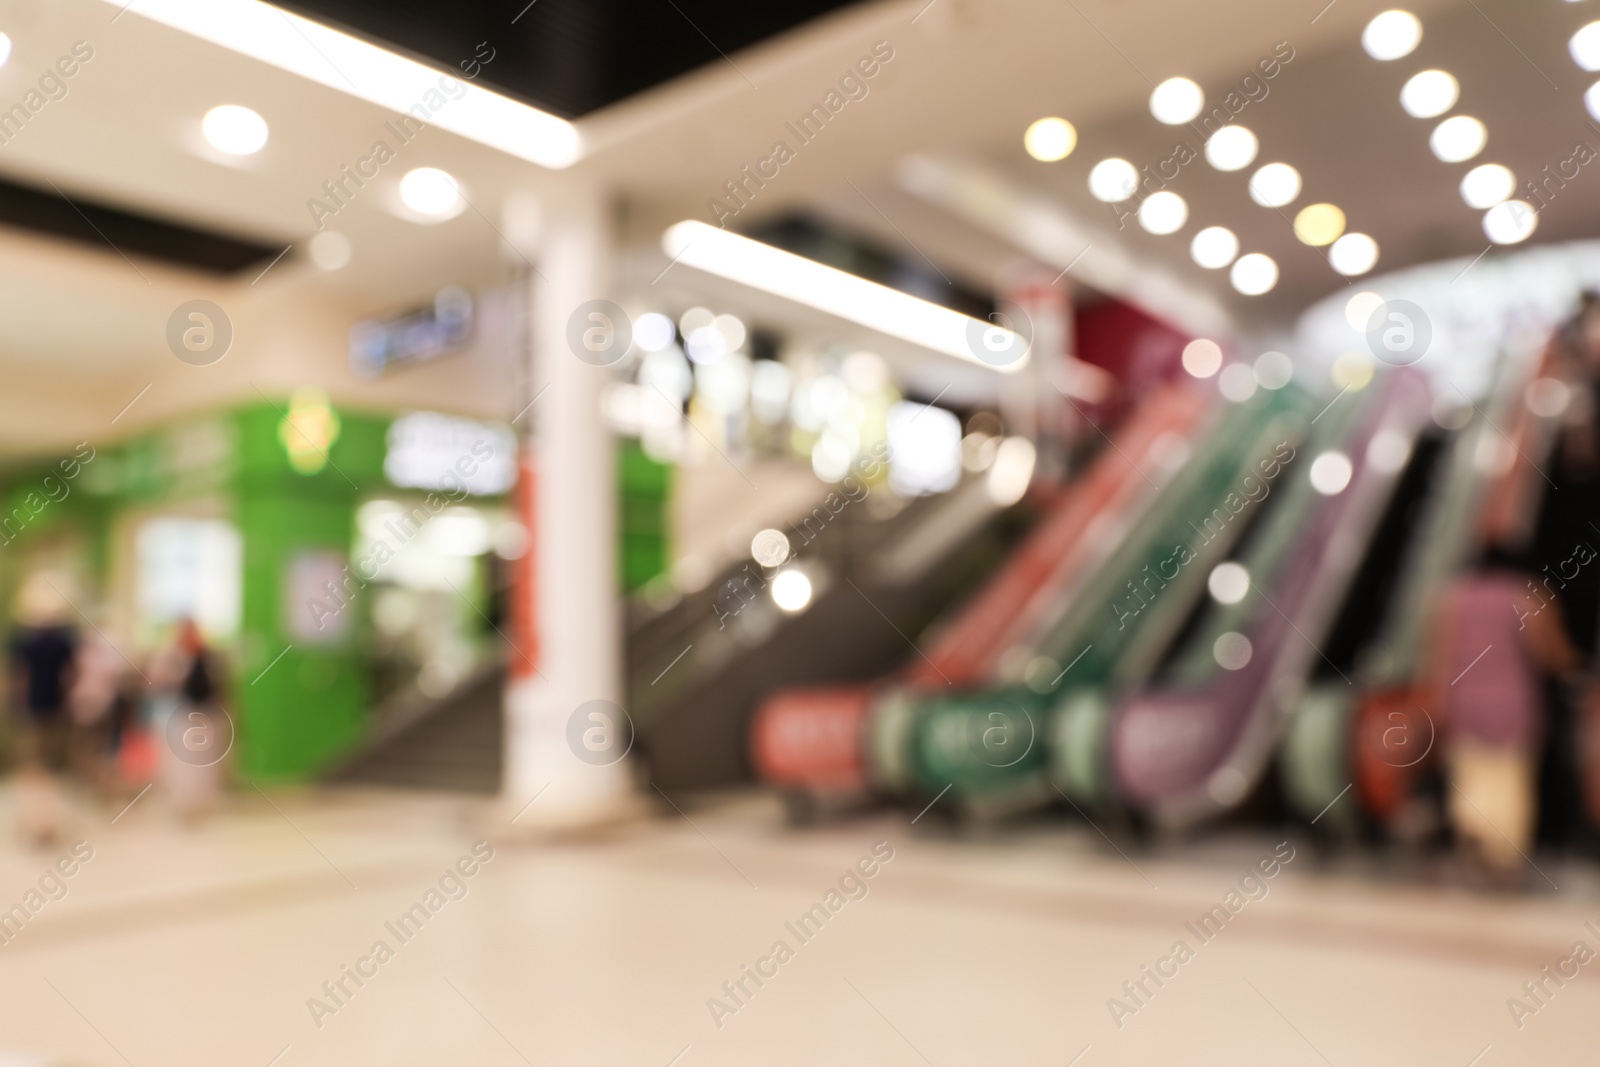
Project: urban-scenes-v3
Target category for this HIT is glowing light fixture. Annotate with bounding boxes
[1248,163,1301,207]
[661,222,1028,372]
[1088,158,1139,202]
[278,387,341,475]
[1254,351,1293,390]
[105,0,580,168]
[1204,126,1258,171]
[1219,363,1258,403]
[1483,200,1538,244]
[1293,203,1346,246]
[1310,451,1354,495]
[1024,117,1077,161]
[1345,291,1385,330]
[1138,191,1188,234]
[1363,10,1422,61]
[1460,164,1515,209]
[1190,226,1240,269]
[1572,21,1600,71]
[1150,77,1204,124]
[1182,339,1223,378]
[771,570,813,613]
[1231,253,1279,295]
[202,104,268,155]
[1329,233,1379,276]
[1430,116,1487,162]
[1399,70,1458,118]
[399,167,462,216]
[1208,562,1250,604]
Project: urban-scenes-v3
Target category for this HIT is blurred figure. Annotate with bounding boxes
[1432,545,1584,888]
[6,573,78,846]
[150,619,228,823]
[67,611,126,798]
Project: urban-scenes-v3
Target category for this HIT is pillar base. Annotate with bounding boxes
[499,677,637,833]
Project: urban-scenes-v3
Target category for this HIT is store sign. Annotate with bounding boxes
[384,412,516,497]
[349,287,473,379]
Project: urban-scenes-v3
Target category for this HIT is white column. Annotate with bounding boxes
[503,185,635,829]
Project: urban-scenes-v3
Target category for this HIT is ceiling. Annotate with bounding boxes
[0,0,1597,456]
[277,0,870,118]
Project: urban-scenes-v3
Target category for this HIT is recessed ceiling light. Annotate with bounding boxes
[1430,115,1486,162]
[1588,81,1600,122]
[1191,226,1240,269]
[202,104,268,155]
[1363,10,1422,60]
[1024,117,1077,161]
[0,32,12,69]
[1400,69,1459,118]
[1294,203,1347,246]
[1204,125,1259,171]
[1329,233,1379,276]
[1248,162,1301,207]
[1460,163,1515,209]
[308,230,351,270]
[1231,253,1279,295]
[1150,77,1204,124]
[1138,191,1188,234]
[1483,200,1538,244]
[399,167,462,216]
[1088,158,1139,202]
[1571,22,1600,71]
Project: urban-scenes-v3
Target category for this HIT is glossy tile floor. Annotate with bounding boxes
[0,783,1595,1066]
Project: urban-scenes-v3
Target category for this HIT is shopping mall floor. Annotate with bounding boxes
[0,786,1593,1067]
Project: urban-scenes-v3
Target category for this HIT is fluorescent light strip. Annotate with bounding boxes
[109,0,580,169]
[662,220,1028,373]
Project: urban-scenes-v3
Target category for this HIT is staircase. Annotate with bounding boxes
[327,661,505,794]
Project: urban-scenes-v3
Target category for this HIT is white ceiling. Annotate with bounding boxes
[0,0,1592,456]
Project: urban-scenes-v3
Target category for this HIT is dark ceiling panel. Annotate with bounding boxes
[0,173,287,275]
[277,0,870,119]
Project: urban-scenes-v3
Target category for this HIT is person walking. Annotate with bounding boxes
[7,574,78,846]
[151,619,229,822]
[1432,545,1585,888]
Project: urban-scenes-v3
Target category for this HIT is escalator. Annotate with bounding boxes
[747,382,1213,814]
[885,381,1318,819]
[1106,368,1432,828]
[1281,340,1555,831]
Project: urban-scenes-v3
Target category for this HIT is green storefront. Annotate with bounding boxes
[0,393,524,781]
